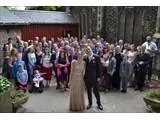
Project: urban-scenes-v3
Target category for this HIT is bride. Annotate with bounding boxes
[68,50,85,111]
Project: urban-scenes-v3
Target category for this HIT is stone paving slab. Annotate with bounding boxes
[17,85,147,113]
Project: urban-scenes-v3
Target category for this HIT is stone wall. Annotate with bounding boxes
[70,6,98,38]
[103,7,118,43]
[71,6,119,42]
[0,27,21,56]
[70,6,158,44]
[117,7,126,41]
[132,7,144,45]
[117,6,157,45]
[143,7,157,41]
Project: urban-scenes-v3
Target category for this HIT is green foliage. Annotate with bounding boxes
[0,75,12,95]
[42,6,61,11]
[147,89,160,100]
[3,6,12,8]
[3,6,16,10]
[10,90,28,103]
[28,6,64,11]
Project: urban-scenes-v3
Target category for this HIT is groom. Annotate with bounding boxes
[84,46,103,110]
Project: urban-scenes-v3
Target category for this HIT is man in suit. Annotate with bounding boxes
[134,45,150,91]
[84,46,103,110]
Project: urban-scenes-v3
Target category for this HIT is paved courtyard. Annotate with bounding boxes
[17,79,148,113]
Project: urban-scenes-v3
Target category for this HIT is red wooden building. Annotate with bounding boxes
[11,10,79,41]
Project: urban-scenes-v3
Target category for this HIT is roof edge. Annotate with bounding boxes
[10,9,70,14]
[0,22,29,25]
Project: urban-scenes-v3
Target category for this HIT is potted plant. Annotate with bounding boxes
[10,90,29,112]
[143,89,160,112]
[0,75,29,113]
[0,75,12,112]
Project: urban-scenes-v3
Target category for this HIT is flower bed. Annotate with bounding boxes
[11,90,29,112]
[143,89,160,113]
[0,75,12,112]
[0,75,29,112]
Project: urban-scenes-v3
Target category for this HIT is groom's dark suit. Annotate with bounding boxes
[84,54,101,106]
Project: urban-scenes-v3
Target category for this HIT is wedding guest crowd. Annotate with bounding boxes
[1,34,158,93]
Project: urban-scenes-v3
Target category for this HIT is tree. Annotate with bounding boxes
[3,6,15,9]
[27,6,65,11]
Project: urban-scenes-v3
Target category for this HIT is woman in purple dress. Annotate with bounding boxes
[55,50,69,91]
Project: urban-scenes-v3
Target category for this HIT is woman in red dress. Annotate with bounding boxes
[42,47,53,87]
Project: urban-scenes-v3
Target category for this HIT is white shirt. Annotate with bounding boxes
[122,49,128,55]
[88,52,93,62]
[56,51,59,59]
[142,41,158,56]
[42,55,52,68]
[28,53,36,66]
[105,59,109,67]
[128,51,136,63]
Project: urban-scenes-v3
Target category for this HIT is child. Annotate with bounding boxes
[16,64,28,92]
[33,70,44,88]
[29,70,45,93]
[120,54,132,93]
[12,54,26,85]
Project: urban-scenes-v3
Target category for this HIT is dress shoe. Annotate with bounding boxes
[97,104,103,110]
[135,87,139,91]
[66,85,69,88]
[139,88,143,92]
[86,104,92,109]
[104,89,109,93]
[120,90,127,93]
[56,86,60,89]
[45,84,49,88]
[64,88,68,92]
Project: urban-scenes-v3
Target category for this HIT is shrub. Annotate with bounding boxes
[0,75,12,95]
[146,89,160,100]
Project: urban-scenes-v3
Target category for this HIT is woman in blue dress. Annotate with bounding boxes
[12,53,27,86]
[16,64,28,92]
